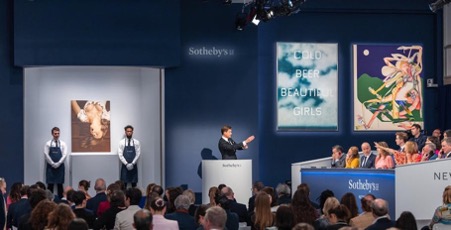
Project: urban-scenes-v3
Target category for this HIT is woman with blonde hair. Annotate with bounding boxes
[345,146,360,168]
[427,185,451,229]
[208,186,219,207]
[373,142,395,169]
[46,203,76,230]
[314,197,340,230]
[251,191,274,230]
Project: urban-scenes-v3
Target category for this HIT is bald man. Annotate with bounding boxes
[360,142,376,168]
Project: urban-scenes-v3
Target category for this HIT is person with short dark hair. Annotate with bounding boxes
[114,187,142,230]
[133,209,153,230]
[395,211,417,230]
[68,218,89,230]
[331,145,345,168]
[218,125,255,160]
[248,181,264,216]
[7,184,30,229]
[118,125,141,188]
[326,204,350,230]
[17,188,48,230]
[349,194,375,229]
[409,124,427,151]
[72,190,95,229]
[44,127,68,199]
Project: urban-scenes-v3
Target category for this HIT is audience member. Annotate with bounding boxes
[28,200,57,230]
[0,178,7,230]
[204,206,227,230]
[291,189,318,226]
[251,192,274,230]
[275,183,291,205]
[149,198,179,230]
[426,185,451,229]
[444,129,451,138]
[365,198,395,230]
[438,137,451,159]
[273,205,294,230]
[86,178,107,216]
[207,186,219,207]
[7,185,30,229]
[427,136,442,154]
[432,128,442,139]
[133,209,153,230]
[68,218,89,230]
[297,183,320,210]
[292,223,314,230]
[409,123,427,151]
[374,141,395,169]
[340,192,358,222]
[248,181,264,216]
[17,188,47,230]
[325,204,350,230]
[331,145,346,168]
[395,132,408,152]
[314,197,339,230]
[349,194,375,229]
[194,204,208,230]
[58,186,73,205]
[93,190,127,230]
[78,180,91,200]
[6,182,22,208]
[261,186,277,210]
[165,187,183,214]
[97,182,121,217]
[114,187,143,230]
[72,190,96,228]
[395,211,417,230]
[317,189,335,215]
[217,184,227,193]
[221,186,250,226]
[165,194,198,230]
[217,195,239,230]
[46,203,76,230]
[360,142,376,168]
[421,142,437,161]
[182,189,198,216]
[345,146,360,168]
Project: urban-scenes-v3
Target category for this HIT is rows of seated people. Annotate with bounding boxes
[1,176,450,230]
[331,126,451,170]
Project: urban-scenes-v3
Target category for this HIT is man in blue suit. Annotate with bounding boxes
[86,178,107,216]
[360,142,376,168]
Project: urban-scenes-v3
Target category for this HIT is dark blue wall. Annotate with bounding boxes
[0,0,447,193]
[0,0,24,186]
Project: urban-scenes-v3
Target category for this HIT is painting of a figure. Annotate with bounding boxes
[353,44,423,131]
[71,100,111,152]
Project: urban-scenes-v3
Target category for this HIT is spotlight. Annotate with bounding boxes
[429,0,451,12]
[223,0,232,4]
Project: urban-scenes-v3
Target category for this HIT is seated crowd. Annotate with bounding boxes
[1,176,450,230]
[331,127,451,170]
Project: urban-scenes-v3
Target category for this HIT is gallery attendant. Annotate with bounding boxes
[218,125,255,159]
[44,127,68,198]
[118,125,141,188]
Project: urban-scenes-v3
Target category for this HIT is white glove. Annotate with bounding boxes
[126,163,134,171]
[52,162,58,168]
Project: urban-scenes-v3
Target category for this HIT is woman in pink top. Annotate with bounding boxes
[149,198,179,230]
[374,142,395,169]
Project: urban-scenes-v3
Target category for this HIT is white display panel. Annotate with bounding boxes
[202,160,252,206]
[24,66,163,190]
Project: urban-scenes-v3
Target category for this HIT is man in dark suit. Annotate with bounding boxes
[360,142,376,168]
[440,137,451,158]
[86,178,107,216]
[7,185,30,229]
[248,181,264,216]
[218,125,254,160]
[165,195,198,230]
[365,198,395,230]
[221,186,250,226]
[331,145,346,168]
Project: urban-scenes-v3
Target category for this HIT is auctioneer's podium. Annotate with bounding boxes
[202,160,252,206]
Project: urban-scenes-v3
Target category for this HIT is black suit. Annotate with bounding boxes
[229,200,250,226]
[365,217,395,230]
[360,154,376,168]
[86,192,107,216]
[218,138,244,160]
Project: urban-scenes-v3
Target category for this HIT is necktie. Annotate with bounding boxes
[362,157,367,167]
[128,139,131,146]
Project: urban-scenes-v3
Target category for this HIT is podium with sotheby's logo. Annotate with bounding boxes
[202,160,252,207]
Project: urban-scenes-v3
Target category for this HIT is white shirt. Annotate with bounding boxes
[43,139,68,165]
[117,138,141,165]
[114,205,142,230]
